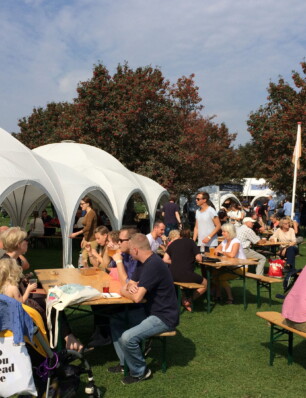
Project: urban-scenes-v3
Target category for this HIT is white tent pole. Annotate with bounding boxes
[291,122,302,219]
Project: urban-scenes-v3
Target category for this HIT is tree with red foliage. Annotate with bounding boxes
[247,61,306,195]
[15,62,236,194]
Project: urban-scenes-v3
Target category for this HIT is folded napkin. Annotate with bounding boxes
[101,292,121,298]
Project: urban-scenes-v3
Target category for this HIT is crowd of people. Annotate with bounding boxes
[0,191,304,388]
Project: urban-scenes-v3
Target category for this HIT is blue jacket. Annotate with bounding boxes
[0,294,33,344]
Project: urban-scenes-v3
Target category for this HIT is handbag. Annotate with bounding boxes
[267,259,286,277]
[0,335,37,397]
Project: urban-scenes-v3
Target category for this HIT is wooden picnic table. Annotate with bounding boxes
[262,229,274,236]
[35,267,134,305]
[254,240,288,257]
[199,256,258,313]
[256,241,288,247]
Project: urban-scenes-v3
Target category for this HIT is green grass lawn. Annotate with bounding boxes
[24,244,306,398]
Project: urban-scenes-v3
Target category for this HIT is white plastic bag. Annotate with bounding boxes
[0,336,37,397]
[46,284,101,348]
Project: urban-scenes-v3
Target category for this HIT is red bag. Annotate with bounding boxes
[267,259,286,277]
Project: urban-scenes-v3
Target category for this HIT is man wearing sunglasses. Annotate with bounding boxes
[193,191,221,254]
[112,228,140,285]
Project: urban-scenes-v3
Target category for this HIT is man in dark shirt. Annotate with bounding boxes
[112,233,179,385]
[162,196,181,236]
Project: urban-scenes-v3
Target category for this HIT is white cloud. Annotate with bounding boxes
[0,0,305,143]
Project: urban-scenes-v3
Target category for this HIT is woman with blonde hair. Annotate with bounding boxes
[0,226,30,270]
[269,217,298,270]
[167,229,181,246]
[0,257,37,303]
[1,228,83,351]
[214,223,246,304]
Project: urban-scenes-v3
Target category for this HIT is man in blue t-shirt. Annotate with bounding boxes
[267,195,276,217]
[283,197,292,217]
[111,233,179,385]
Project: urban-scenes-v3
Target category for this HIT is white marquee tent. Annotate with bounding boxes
[0,128,168,265]
[242,178,275,206]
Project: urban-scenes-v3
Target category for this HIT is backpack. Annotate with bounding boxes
[283,269,301,294]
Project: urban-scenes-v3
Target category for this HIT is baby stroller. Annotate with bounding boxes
[0,295,101,398]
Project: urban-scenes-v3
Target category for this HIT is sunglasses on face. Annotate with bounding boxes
[196,198,203,201]
[119,238,130,243]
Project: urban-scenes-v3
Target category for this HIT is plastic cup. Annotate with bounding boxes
[107,248,117,257]
[102,280,110,294]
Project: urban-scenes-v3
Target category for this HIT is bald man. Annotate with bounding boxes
[111,233,179,385]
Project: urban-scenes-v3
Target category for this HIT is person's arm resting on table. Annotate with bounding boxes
[121,280,147,303]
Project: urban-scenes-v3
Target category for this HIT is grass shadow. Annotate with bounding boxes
[261,339,306,369]
[146,329,196,371]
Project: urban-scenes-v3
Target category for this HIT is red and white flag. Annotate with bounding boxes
[292,122,302,169]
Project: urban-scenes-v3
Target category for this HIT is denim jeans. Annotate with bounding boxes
[165,223,178,237]
[110,307,147,367]
[285,245,298,269]
[117,314,170,377]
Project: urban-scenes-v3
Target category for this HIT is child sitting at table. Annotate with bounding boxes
[0,257,83,351]
[0,257,37,303]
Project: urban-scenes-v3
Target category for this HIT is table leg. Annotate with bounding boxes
[206,266,211,314]
[243,266,247,310]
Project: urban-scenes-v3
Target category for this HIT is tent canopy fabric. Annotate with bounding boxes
[0,128,168,266]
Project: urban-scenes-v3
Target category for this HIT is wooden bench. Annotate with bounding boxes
[245,273,283,307]
[153,330,177,372]
[174,282,203,313]
[256,311,306,365]
[142,330,176,373]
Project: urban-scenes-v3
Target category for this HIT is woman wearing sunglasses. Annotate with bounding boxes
[269,218,298,270]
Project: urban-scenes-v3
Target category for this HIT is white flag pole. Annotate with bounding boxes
[291,122,302,219]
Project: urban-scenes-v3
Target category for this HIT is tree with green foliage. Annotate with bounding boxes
[15,102,72,149]
[247,61,306,194]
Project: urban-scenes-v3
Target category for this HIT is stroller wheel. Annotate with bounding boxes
[85,382,101,397]
[85,386,101,398]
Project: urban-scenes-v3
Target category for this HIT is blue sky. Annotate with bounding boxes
[1,0,305,145]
